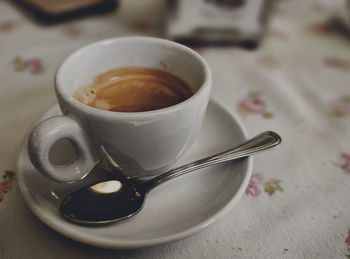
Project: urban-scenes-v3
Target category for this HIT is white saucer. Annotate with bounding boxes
[17,100,252,249]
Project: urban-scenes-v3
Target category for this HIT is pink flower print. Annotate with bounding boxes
[63,25,83,38]
[238,91,273,118]
[245,173,282,197]
[245,173,263,197]
[12,57,44,74]
[331,96,350,117]
[23,58,43,74]
[239,96,265,113]
[25,58,41,69]
[246,179,260,197]
[0,20,20,32]
[346,229,350,252]
[323,57,350,71]
[341,153,350,174]
[333,153,350,174]
[308,23,333,36]
[0,170,16,204]
[0,181,11,193]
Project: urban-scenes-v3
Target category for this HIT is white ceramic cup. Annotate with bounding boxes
[28,36,212,183]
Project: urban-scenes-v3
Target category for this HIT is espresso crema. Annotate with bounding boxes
[74,67,193,112]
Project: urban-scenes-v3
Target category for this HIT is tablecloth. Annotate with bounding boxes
[1,0,350,258]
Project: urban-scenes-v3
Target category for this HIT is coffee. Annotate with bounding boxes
[74,67,193,112]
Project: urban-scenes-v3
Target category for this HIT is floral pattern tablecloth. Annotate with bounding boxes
[1,0,350,258]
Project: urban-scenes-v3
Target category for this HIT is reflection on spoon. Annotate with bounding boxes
[60,131,281,225]
[90,180,122,194]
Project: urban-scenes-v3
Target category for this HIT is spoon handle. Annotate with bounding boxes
[142,131,281,192]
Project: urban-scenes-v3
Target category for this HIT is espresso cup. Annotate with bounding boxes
[28,36,211,183]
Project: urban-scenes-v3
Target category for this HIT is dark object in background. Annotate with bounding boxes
[166,0,274,50]
[332,0,350,38]
[12,0,118,24]
[205,0,246,9]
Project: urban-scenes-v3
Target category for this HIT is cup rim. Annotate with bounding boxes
[55,36,212,119]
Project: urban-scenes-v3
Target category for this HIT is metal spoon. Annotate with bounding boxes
[60,131,281,225]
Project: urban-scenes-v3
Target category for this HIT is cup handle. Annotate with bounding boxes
[28,114,98,183]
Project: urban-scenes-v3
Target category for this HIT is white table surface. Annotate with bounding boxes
[1,0,350,258]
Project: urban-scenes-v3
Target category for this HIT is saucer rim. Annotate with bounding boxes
[16,99,253,249]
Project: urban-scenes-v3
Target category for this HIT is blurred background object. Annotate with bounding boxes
[12,0,118,24]
[331,0,350,37]
[8,0,276,49]
[166,0,275,49]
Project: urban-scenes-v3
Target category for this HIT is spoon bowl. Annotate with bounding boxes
[60,131,281,225]
[60,178,146,224]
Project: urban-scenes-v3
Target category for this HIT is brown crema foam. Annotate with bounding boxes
[74,67,194,112]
